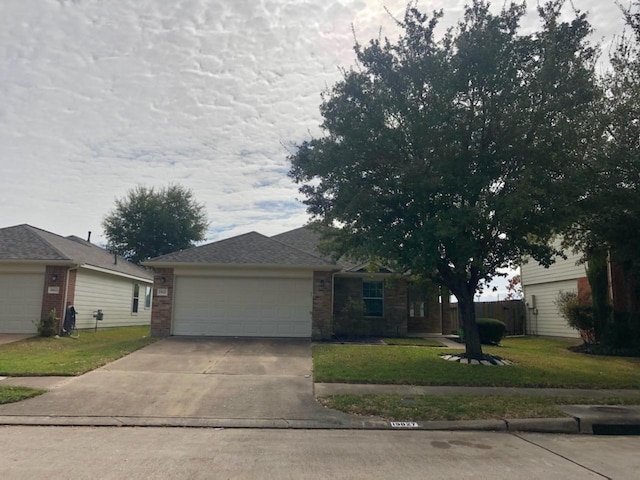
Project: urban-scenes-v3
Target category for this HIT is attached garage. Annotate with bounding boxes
[172,274,313,337]
[145,231,336,338]
[0,270,44,334]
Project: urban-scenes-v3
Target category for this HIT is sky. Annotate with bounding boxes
[0,0,629,298]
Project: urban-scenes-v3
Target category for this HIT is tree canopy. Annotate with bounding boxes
[103,184,208,264]
[565,1,640,265]
[289,0,600,358]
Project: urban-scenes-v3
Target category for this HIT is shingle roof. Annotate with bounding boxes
[0,224,152,280]
[145,231,334,267]
[272,226,359,271]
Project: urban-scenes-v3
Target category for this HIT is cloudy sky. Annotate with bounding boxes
[0,0,628,296]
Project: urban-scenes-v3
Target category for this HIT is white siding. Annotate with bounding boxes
[73,269,151,329]
[173,274,313,337]
[520,239,585,286]
[523,280,580,338]
[0,270,44,334]
[520,238,584,338]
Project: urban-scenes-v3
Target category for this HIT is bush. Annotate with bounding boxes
[476,318,506,345]
[37,308,58,337]
[555,291,596,344]
[333,297,369,338]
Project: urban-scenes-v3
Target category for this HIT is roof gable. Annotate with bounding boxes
[146,231,333,267]
[272,226,360,271]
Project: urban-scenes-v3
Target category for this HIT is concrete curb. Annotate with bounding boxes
[0,415,583,433]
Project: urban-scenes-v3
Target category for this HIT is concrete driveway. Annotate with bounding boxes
[0,337,343,423]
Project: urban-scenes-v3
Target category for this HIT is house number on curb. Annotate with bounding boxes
[390,422,419,428]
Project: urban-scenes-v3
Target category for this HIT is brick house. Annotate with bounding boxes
[0,224,153,334]
[145,226,447,339]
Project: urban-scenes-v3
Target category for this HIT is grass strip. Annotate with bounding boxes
[383,338,446,347]
[0,326,157,376]
[319,394,640,421]
[0,386,46,404]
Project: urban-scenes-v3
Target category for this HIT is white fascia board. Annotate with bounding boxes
[0,259,73,267]
[80,264,153,283]
[144,262,337,271]
[335,271,398,279]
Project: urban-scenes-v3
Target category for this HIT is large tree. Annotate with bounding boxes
[103,184,208,264]
[563,1,640,333]
[289,1,600,359]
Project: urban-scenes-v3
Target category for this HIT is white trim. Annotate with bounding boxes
[171,266,330,279]
[80,264,152,283]
[144,261,336,271]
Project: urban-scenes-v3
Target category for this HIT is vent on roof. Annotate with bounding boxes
[87,231,91,242]
[114,253,118,265]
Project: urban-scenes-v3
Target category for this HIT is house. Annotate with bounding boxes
[520,239,585,338]
[0,224,153,334]
[144,226,448,339]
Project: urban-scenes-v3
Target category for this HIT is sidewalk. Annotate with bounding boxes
[2,376,640,433]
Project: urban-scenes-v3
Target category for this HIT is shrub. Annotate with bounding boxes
[37,308,58,337]
[333,297,369,338]
[555,291,596,344]
[476,318,506,345]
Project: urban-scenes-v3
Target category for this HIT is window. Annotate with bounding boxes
[410,302,426,317]
[144,285,152,309]
[363,280,384,317]
[132,283,140,314]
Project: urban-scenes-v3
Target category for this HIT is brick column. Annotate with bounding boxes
[150,268,174,337]
[312,271,334,340]
[41,266,69,329]
[384,278,408,336]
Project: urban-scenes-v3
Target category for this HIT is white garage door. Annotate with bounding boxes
[173,275,313,337]
[0,272,44,334]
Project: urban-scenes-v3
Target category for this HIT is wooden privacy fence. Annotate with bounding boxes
[449,299,526,335]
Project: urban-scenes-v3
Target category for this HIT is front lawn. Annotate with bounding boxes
[0,326,157,376]
[319,394,640,421]
[313,337,640,389]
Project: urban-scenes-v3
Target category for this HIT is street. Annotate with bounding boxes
[0,427,638,479]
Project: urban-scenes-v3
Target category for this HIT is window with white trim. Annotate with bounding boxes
[132,283,140,314]
[144,285,152,309]
[363,280,384,317]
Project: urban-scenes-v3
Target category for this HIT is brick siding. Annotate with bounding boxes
[312,271,334,340]
[150,268,174,337]
[40,266,69,331]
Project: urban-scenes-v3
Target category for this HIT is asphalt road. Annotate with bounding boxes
[0,427,638,479]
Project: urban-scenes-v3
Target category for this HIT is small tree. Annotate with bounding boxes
[103,184,208,264]
[504,274,523,301]
[37,308,58,337]
[289,1,600,359]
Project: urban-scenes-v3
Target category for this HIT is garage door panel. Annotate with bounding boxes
[173,276,312,337]
[0,273,43,334]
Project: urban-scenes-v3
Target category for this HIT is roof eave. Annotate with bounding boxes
[143,261,338,271]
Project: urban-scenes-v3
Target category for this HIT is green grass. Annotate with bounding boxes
[383,338,446,347]
[319,394,640,421]
[313,337,640,388]
[0,386,46,404]
[0,326,158,376]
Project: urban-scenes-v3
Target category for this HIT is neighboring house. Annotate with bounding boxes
[144,226,448,339]
[520,239,585,338]
[0,224,153,334]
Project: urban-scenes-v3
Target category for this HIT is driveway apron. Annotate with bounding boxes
[0,337,336,422]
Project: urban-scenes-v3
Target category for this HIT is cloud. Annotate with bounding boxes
[0,0,627,247]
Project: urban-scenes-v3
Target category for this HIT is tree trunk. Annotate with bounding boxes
[458,296,484,359]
